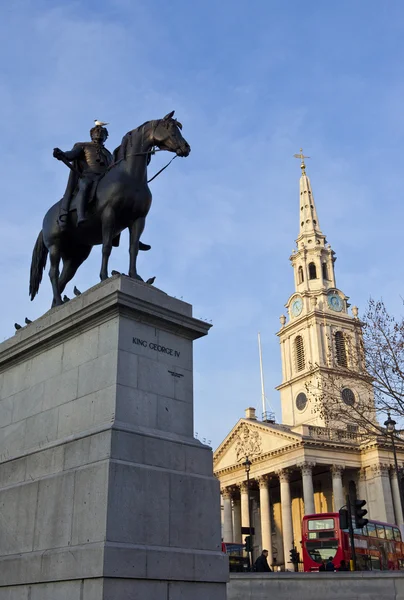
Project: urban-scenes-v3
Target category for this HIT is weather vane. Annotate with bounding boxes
[293,148,310,175]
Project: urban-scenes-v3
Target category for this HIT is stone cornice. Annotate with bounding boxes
[0,276,210,373]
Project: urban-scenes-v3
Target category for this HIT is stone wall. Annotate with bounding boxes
[228,572,404,600]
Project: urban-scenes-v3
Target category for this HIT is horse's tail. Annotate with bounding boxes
[29,230,48,301]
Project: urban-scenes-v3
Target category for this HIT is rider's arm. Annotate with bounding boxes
[62,143,84,161]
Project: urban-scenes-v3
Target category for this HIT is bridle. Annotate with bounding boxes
[109,119,182,183]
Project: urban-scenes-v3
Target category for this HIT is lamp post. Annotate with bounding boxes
[242,456,254,568]
[384,412,404,522]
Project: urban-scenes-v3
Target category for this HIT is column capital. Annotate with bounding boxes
[331,464,344,477]
[371,463,389,477]
[298,462,316,476]
[358,468,367,482]
[221,487,232,500]
[257,475,270,489]
[276,469,291,483]
[389,467,404,479]
[239,481,249,493]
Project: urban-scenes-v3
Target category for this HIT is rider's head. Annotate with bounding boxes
[90,125,108,145]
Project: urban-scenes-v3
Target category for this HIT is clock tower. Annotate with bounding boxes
[276,152,372,428]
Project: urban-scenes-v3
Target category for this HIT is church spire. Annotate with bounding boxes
[293,149,322,241]
[290,150,336,292]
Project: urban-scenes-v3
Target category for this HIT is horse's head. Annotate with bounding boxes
[152,111,190,157]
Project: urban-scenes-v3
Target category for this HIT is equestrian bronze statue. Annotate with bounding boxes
[29,112,190,307]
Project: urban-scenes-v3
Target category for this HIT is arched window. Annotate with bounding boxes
[308,262,317,280]
[335,331,348,367]
[298,266,304,284]
[295,336,305,371]
[322,262,328,280]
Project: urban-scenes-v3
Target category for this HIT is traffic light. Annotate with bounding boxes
[244,536,253,552]
[289,548,299,564]
[354,499,368,528]
[339,508,349,530]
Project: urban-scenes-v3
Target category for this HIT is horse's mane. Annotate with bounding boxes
[113,121,155,163]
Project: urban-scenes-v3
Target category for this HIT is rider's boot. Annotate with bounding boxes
[76,188,88,226]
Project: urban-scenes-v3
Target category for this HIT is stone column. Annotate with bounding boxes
[331,465,345,511]
[222,488,233,543]
[258,475,273,564]
[299,462,315,515]
[278,469,294,569]
[240,481,250,531]
[390,470,404,526]
[368,464,395,523]
[233,497,242,543]
[358,468,367,502]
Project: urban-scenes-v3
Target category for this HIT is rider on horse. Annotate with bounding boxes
[54,125,113,229]
[53,124,150,250]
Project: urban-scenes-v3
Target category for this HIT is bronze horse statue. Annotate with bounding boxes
[29,112,190,307]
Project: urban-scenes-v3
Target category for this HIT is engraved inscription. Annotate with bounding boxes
[133,337,180,358]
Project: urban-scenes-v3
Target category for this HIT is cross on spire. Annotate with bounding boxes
[293,148,310,174]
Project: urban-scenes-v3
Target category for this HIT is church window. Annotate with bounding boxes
[295,336,305,371]
[308,262,317,279]
[341,388,355,406]
[322,262,328,280]
[298,266,304,283]
[296,392,307,411]
[335,331,348,366]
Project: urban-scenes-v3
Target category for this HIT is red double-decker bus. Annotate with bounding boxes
[302,512,404,571]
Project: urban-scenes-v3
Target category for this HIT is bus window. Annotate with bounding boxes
[367,523,377,537]
[376,525,386,539]
[308,518,334,530]
[385,526,394,540]
[393,528,402,541]
[306,540,338,563]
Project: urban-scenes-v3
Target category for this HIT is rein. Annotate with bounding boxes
[108,147,177,184]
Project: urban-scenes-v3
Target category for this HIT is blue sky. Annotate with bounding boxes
[1,0,404,449]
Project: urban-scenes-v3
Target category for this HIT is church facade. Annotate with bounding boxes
[213,157,404,569]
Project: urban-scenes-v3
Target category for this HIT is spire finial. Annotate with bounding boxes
[293,148,310,175]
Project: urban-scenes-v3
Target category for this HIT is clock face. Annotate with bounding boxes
[327,293,343,312]
[291,297,303,317]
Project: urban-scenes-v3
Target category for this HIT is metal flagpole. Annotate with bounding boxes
[258,332,266,419]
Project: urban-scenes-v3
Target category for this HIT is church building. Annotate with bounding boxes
[213,154,404,569]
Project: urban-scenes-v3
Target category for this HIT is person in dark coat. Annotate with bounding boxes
[254,549,272,572]
[338,559,349,571]
[319,559,326,571]
[325,557,335,571]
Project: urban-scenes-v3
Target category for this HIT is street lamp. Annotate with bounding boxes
[242,456,254,568]
[384,412,404,521]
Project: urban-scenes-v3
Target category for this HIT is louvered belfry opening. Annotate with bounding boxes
[295,335,305,371]
[335,331,348,367]
[308,262,317,279]
[298,266,304,283]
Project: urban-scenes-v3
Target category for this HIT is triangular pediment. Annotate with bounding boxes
[213,419,302,473]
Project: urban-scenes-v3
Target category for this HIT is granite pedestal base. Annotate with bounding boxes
[0,276,227,599]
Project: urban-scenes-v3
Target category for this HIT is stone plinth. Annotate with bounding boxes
[0,276,227,599]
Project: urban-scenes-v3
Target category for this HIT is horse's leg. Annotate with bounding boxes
[129,217,145,280]
[100,209,115,281]
[48,244,63,307]
[59,246,92,294]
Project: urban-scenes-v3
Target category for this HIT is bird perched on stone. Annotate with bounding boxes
[14,323,22,330]
[63,295,70,303]
[25,317,32,324]
[94,120,109,127]
[146,276,156,285]
[111,270,121,276]
[73,286,81,296]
